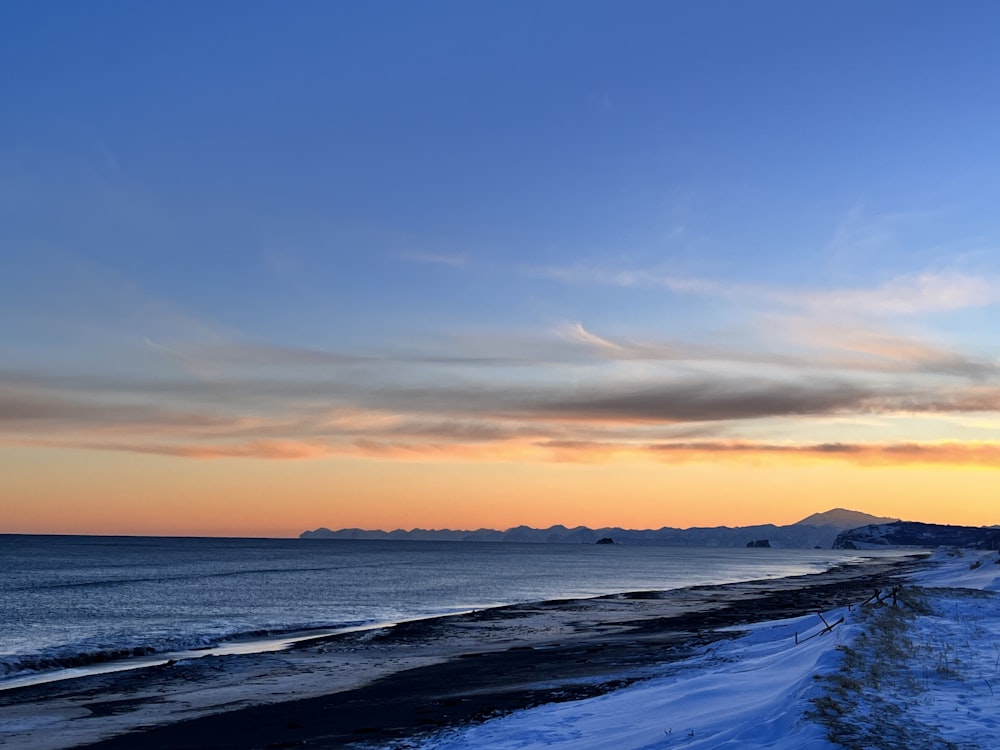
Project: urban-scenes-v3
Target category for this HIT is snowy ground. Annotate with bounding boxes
[417,549,1000,750]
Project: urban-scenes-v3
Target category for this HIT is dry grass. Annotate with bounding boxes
[807,586,969,750]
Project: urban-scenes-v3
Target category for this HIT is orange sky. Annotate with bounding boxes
[3,446,997,537]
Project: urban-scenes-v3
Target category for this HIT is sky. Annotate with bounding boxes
[3,0,1000,537]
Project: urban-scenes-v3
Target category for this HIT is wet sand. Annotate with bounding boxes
[0,555,925,750]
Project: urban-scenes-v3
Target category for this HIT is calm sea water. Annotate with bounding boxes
[0,535,882,685]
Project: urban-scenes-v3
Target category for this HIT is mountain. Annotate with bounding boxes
[793,508,898,529]
[300,508,891,549]
[833,521,1000,550]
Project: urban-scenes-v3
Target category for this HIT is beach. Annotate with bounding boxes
[0,554,925,750]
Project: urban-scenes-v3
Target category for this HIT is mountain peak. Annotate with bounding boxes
[793,508,898,529]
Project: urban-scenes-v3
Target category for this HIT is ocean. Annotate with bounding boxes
[0,535,887,689]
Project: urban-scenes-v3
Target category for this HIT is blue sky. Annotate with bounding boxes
[4,1,1000,533]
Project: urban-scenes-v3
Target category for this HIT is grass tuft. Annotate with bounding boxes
[807,584,964,750]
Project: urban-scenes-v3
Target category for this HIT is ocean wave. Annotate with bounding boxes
[0,620,369,682]
[7,566,346,592]
[0,644,162,679]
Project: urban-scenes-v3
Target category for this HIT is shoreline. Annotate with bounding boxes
[0,548,888,694]
[0,553,926,750]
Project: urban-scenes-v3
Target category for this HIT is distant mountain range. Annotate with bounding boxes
[300,508,898,549]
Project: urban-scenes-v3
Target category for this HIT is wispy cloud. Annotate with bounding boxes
[771,319,997,378]
[528,263,717,294]
[7,355,1000,467]
[535,263,999,318]
[538,439,1000,467]
[5,250,1000,469]
[558,322,627,355]
[791,272,1000,316]
[553,320,996,380]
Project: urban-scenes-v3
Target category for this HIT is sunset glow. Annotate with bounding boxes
[3,2,1000,536]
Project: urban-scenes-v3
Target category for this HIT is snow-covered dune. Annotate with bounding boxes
[423,549,1000,750]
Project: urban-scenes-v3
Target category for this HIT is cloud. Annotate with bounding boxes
[533,262,999,318]
[147,339,375,372]
[8,364,1000,469]
[554,320,995,379]
[772,320,997,378]
[793,272,1000,317]
[0,384,235,429]
[643,439,1000,467]
[558,322,627,355]
[11,428,1000,468]
[528,263,718,294]
[535,438,1000,468]
[146,335,587,375]
[6,282,1000,473]
[915,386,1000,414]
[525,379,873,424]
[8,437,333,460]
[7,361,1000,441]
[139,440,331,460]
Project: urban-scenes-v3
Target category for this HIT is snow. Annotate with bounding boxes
[420,549,1000,750]
[909,548,1000,592]
[826,548,1000,749]
[422,613,847,750]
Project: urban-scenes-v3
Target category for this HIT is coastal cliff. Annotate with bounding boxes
[833,521,1000,550]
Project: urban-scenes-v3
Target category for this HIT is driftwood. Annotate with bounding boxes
[796,585,902,645]
[795,611,845,644]
[858,585,901,608]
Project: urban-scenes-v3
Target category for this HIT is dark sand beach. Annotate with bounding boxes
[2,555,924,750]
